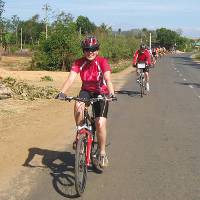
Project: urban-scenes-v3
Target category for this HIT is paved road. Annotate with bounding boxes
[26,53,200,200]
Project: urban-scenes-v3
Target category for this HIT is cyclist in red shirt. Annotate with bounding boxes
[56,36,115,168]
[133,44,151,91]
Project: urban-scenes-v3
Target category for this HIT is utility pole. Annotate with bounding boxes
[20,28,22,50]
[16,25,18,45]
[42,3,51,40]
[149,32,152,49]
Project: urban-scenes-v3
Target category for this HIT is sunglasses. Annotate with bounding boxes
[83,48,98,52]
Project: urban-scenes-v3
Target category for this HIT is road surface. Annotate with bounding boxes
[6,53,200,200]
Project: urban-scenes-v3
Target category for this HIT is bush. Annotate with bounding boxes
[41,76,53,82]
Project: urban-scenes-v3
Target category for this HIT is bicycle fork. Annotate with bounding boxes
[79,128,93,166]
[86,133,93,166]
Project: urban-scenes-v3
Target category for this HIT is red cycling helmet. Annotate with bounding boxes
[81,36,100,51]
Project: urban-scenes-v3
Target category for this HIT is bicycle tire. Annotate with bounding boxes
[140,76,144,97]
[75,134,87,196]
[91,134,98,166]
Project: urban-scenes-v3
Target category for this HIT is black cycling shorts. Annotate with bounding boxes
[138,66,149,73]
[79,90,109,118]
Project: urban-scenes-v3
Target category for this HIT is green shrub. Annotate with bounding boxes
[41,76,53,82]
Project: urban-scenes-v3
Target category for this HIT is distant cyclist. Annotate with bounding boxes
[56,35,115,168]
[132,44,151,91]
[152,47,158,65]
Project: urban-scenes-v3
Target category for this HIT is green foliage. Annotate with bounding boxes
[32,21,82,71]
[32,20,140,71]
[193,52,200,60]
[97,32,140,62]
[2,76,16,86]
[19,15,44,45]
[176,37,193,52]
[76,16,96,35]
[156,28,179,48]
[40,75,53,82]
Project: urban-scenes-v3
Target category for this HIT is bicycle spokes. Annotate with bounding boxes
[75,135,87,195]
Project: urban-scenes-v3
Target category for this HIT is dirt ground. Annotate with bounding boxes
[0,56,134,198]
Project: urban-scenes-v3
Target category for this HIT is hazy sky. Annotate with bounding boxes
[4,0,200,38]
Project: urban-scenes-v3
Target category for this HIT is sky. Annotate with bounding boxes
[3,0,200,38]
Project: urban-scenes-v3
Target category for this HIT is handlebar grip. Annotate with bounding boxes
[112,96,117,101]
[65,96,73,101]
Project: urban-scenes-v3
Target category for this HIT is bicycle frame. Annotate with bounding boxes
[76,106,96,166]
[77,125,94,166]
[136,62,147,97]
[137,68,145,97]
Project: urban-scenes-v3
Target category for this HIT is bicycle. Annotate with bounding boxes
[136,63,146,97]
[64,95,117,196]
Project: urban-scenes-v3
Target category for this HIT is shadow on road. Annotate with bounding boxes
[175,82,200,88]
[115,90,141,97]
[22,147,79,198]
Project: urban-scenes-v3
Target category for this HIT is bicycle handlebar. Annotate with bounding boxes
[64,96,117,103]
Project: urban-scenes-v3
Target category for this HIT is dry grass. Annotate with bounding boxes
[0,56,31,71]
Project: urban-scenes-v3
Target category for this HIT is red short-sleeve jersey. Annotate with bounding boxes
[71,56,111,94]
[133,49,151,66]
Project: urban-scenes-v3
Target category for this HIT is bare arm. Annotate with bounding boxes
[104,71,115,95]
[60,71,78,94]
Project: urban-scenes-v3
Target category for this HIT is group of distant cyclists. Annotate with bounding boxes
[56,35,166,169]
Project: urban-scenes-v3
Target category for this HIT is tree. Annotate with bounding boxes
[53,11,74,26]
[11,15,20,44]
[0,0,4,23]
[20,15,44,46]
[76,16,96,35]
[32,21,81,71]
[156,28,179,48]
[0,0,5,58]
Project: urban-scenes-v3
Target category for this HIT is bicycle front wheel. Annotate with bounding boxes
[140,77,145,97]
[75,134,87,196]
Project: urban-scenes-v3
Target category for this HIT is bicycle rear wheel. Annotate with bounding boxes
[75,134,87,196]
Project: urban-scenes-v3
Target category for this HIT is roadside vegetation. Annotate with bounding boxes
[1,77,58,100]
[0,0,198,100]
[193,51,200,61]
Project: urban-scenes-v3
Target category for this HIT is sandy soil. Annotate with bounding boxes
[0,57,134,199]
